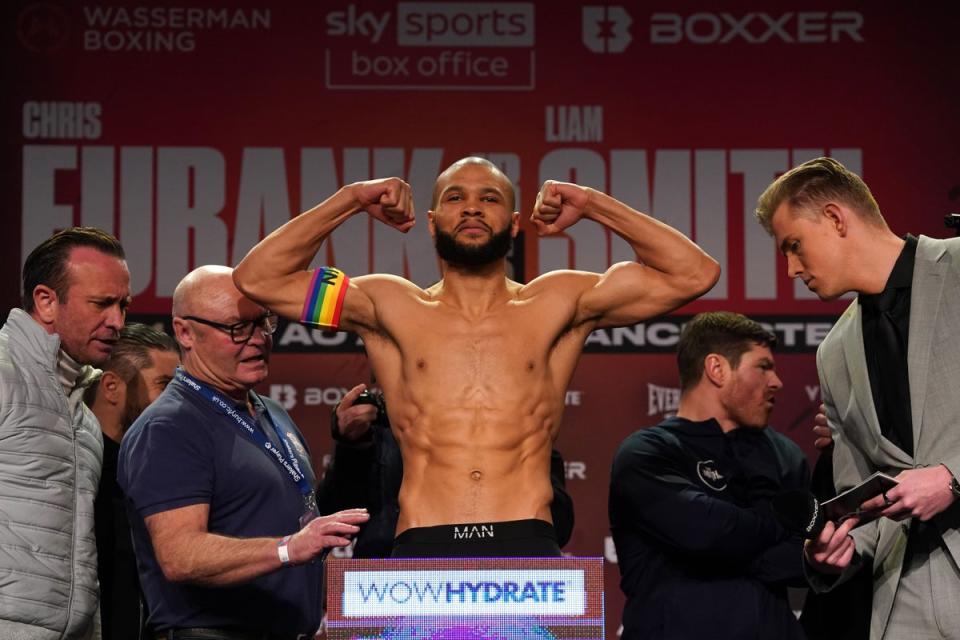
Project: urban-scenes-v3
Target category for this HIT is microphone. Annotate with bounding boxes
[772,490,825,539]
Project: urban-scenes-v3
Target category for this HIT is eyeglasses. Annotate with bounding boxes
[181,312,279,344]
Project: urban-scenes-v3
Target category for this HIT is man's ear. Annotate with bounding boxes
[172,317,194,349]
[703,354,729,387]
[32,285,59,324]
[427,209,437,239]
[99,371,127,406]
[822,202,848,237]
[511,211,520,237]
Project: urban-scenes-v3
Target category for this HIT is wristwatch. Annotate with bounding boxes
[950,474,960,499]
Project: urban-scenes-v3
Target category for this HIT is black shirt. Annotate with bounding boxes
[95,435,143,640]
[859,234,917,455]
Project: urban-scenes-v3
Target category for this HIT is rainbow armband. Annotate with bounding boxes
[300,266,349,329]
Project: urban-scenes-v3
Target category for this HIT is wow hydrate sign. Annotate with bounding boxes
[344,569,584,616]
[327,558,604,639]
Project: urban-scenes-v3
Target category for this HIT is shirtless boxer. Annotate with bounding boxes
[234,157,720,557]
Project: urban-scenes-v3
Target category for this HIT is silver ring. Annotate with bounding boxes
[882,491,892,506]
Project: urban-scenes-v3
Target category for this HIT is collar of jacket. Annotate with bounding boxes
[5,308,101,391]
[660,415,767,442]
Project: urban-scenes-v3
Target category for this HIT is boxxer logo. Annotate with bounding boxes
[265,386,352,407]
[269,384,297,410]
[650,11,864,44]
[582,6,632,53]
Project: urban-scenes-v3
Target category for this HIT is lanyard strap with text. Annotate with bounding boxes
[175,369,315,508]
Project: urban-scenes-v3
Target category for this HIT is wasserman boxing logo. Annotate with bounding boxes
[81,5,271,53]
[17,3,71,54]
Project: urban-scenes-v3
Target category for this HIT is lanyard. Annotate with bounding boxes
[175,368,316,511]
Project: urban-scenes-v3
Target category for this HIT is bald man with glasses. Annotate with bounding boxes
[118,265,368,640]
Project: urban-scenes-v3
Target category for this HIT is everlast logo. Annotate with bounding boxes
[453,524,495,540]
[648,383,680,416]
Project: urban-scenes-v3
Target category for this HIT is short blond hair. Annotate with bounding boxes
[755,157,884,235]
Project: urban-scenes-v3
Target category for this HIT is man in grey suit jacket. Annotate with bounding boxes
[755,157,960,639]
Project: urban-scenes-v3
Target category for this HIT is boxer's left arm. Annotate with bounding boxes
[530,180,720,328]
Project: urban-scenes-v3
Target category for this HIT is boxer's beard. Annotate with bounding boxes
[435,226,512,267]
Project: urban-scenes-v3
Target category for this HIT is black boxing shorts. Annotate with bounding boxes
[391,519,562,558]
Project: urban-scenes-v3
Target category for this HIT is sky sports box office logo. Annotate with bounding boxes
[327,558,604,639]
[324,3,535,90]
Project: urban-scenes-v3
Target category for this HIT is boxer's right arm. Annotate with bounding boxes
[233,178,415,330]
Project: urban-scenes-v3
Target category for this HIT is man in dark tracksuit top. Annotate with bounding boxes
[610,312,810,640]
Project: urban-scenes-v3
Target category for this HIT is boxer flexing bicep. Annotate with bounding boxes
[236,158,719,555]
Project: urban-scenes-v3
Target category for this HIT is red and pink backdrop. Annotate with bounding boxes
[5,1,959,635]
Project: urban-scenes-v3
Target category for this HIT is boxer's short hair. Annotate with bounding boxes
[677,312,776,390]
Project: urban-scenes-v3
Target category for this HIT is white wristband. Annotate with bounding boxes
[277,535,292,566]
